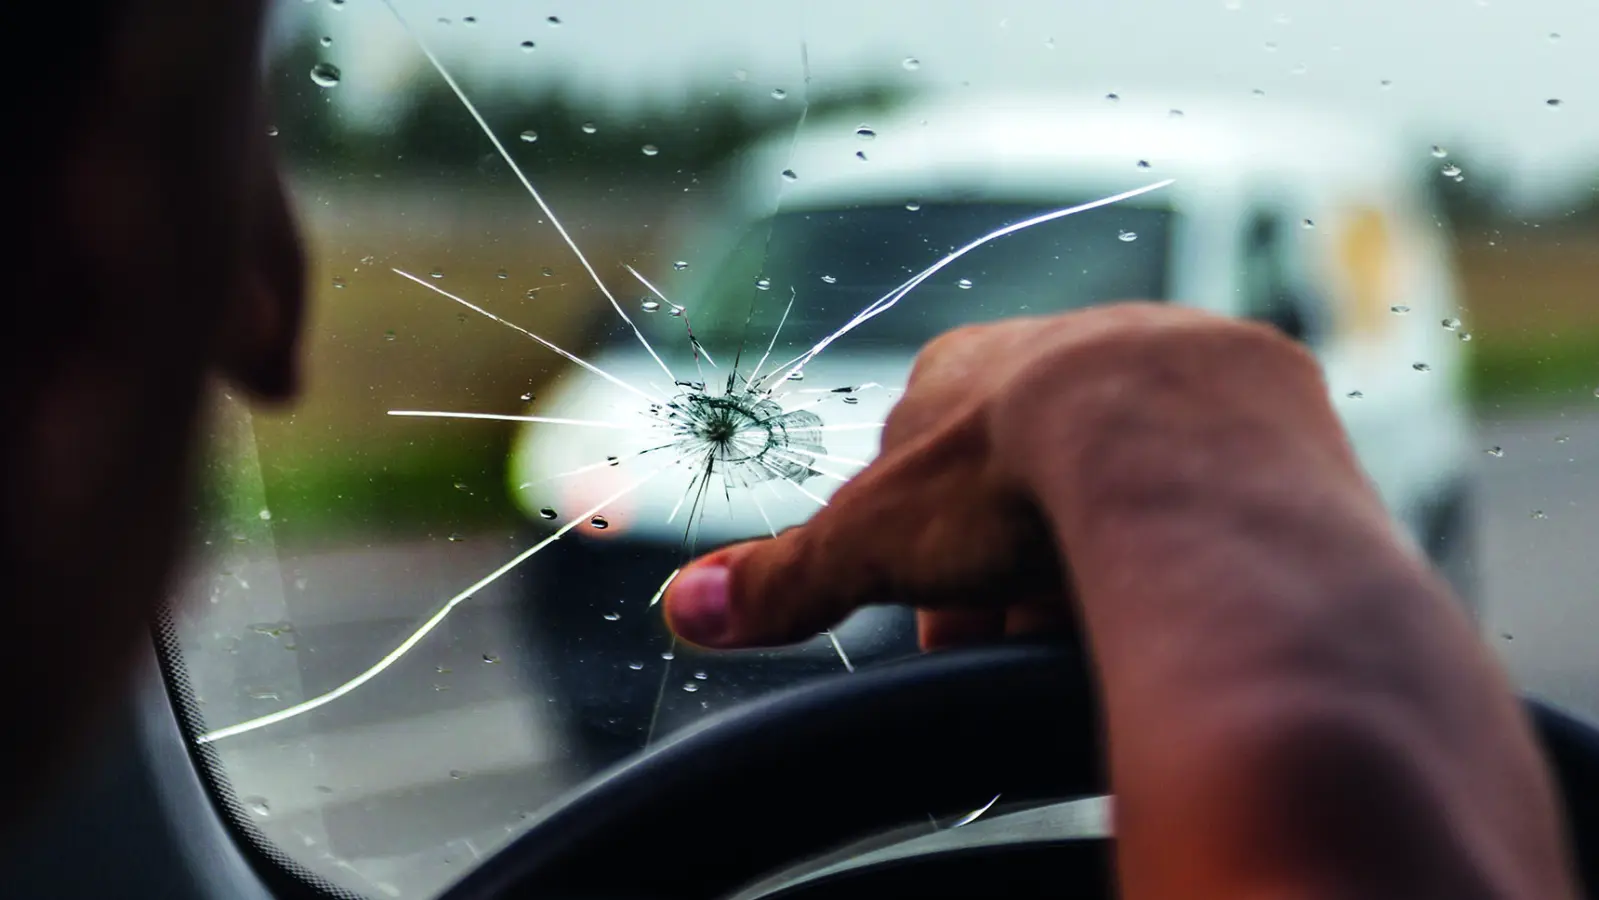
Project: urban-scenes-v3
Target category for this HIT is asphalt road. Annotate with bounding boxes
[172,405,1599,898]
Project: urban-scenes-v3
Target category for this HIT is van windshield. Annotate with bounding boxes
[679,201,1174,352]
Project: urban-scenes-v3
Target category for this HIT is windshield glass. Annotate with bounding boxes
[161,1,1597,897]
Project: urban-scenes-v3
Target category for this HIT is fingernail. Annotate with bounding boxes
[668,565,732,646]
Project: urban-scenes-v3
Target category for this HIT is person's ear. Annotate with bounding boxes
[214,129,306,402]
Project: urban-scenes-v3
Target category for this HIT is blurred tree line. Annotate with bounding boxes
[267,24,910,180]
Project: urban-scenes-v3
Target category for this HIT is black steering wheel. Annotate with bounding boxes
[440,642,1599,900]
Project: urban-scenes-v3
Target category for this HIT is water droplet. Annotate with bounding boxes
[607,456,620,466]
[821,274,837,284]
[755,276,771,290]
[855,150,868,161]
[1379,79,1394,90]
[693,671,708,680]
[383,330,397,342]
[905,200,922,211]
[538,507,557,520]
[902,57,921,71]
[1431,144,1449,158]
[360,255,376,265]
[1412,362,1431,372]
[436,665,452,674]
[641,144,659,157]
[1546,98,1562,109]
[258,508,273,522]
[1441,163,1463,177]
[429,268,444,278]
[957,278,973,289]
[602,612,621,622]
[1346,390,1364,399]
[1486,446,1504,458]
[453,481,471,493]
[309,63,341,88]
[590,515,609,530]
[640,299,661,312]
[787,370,805,381]
[520,40,536,52]
[669,307,684,317]
[546,15,561,26]
[781,169,798,182]
[1252,88,1267,97]
[331,276,347,289]
[661,650,675,660]
[1118,230,1138,242]
[463,15,477,25]
[671,260,689,272]
[842,396,859,405]
[1136,160,1151,169]
[1390,304,1411,314]
[1555,434,1570,444]
[266,125,279,137]
[519,391,533,401]
[482,653,500,664]
[1458,332,1473,342]
[244,797,271,817]
[449,769,466,780]
[1169,108,1185,118]
[682,682,700,693]
[771,88,788,100]
[1531,509,1548,520]
[627,661,644,670]
[1442,317,1462,331]
[447,533,464,542]
[581,122,598,134]
[1500,632,1514,641]
[1302,218,1315,229]
[541,266,555,277]
[319,35,333,47]
[1104,92,1120,102]
[855,125,877,140]
[519,130,538,143]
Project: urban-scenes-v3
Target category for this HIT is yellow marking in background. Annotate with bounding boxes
[1334,206,1397,340]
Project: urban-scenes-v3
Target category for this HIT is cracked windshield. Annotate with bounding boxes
[169,0,1596,895]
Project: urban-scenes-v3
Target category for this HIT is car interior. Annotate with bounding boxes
[7,1,1598,898]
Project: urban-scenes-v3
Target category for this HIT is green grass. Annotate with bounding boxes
[1467,326,1599,409]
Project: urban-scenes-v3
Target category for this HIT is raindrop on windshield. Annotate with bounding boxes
[1546,98,1563,109]
[1118,230,1138,242]
[538,507,557,520]
[319,35,333,47]
[519,40,535,52]
[602,612,621,622]
[854,125,877,140]
[590,515,610,530]
[1302,219,1315,229]
[1487,446,1505,458]
[682,682,700,693]
[1105,92,1120,102]
[546,15,561,26]
[905,200,922,211]
[429,268,444,278]
[1431,144,1449,158]
[902,57,921,71]
[519,130,538,143]
[1442,164,1463,178]
[1532,510,1548,520]
[1347,390,1364,399]
[771,88,788,100]
[627,661,644,670]
[244,797,271,817]
[1412,362,1432,372]
[1391,304,1411,314]
[957,278,973,289]
[661,650,675,660]
[781,169,798,182]
[482,653,500,664]
[581,122,598,134]
[1137,160,1151,169]
[755,276,772,290]
[787,370,805,381]
[1442,317,1462,331]
[309,63,341,88]
[821,274,837,284]
[672,260,689,271]
[331,276,346,289]
[640,299,661,312]
[641,144,659,157]
[446,533,464,542]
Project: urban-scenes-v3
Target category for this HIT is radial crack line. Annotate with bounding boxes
[197,467,668,744]
[762,179,1177,386]
[755,457,831,508]
[625,265,719,369]
[393,269,663,403]
[647,568,682,608]
[745,286,798,388]
[388,410,649,430]
[381,0,677,385]
[764,447,854,483]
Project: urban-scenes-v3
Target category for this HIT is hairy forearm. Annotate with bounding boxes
[997,327,1576,899]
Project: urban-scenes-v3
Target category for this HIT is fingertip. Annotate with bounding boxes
[664,564,733,647]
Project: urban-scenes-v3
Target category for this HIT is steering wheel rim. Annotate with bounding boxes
[441,641,1105,899]
[440,641,1599,900]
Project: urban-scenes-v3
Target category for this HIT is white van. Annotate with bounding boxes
[505,90,1477,753]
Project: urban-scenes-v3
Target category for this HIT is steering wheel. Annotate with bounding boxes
[439,642,1599,900]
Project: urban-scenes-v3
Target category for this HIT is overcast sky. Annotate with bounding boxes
[282,0,1596,206]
